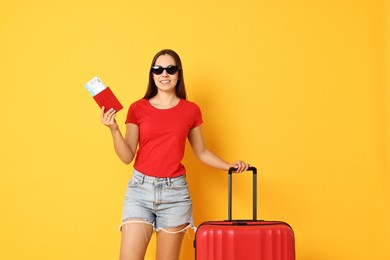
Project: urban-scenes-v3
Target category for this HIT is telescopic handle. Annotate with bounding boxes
[228,167,257,221]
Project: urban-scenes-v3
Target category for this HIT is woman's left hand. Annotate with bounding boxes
[229,160,251,173]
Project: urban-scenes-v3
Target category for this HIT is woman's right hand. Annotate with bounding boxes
[100,106,119,131]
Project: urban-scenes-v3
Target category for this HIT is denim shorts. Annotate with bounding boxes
[121,169,194,231]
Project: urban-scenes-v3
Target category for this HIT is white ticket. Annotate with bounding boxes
[85,76,106,96]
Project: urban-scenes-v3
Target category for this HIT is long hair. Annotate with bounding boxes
[143,49,187,100]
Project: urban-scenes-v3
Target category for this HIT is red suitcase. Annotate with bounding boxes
[195,167,295,260]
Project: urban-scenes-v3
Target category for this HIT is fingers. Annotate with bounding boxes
[100,106,118,128]
[100,106,106,121]
[230,160,251,173]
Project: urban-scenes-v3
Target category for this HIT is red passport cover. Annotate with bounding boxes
[93,87,123,112]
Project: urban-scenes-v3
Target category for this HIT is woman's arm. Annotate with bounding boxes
[188,125,249,173]
[100,107,139,164]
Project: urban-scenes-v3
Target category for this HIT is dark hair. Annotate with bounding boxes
[143,49,187,100]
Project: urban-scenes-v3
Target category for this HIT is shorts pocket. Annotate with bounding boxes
[128,176,142,188]
[170,177,188,190]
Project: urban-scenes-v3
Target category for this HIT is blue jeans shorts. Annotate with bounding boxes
[120,169,194,232]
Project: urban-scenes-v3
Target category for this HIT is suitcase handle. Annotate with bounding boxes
[228,167,257,221]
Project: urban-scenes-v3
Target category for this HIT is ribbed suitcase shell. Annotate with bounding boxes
[195,220,295,260]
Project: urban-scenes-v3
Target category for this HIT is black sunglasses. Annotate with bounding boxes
[151,65,180,75]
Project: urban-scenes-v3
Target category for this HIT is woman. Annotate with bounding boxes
[101,49,250,260]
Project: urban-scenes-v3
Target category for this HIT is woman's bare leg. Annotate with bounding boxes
[155,223,189,260]
[119,220,154,260]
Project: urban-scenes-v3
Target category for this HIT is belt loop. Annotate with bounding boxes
[141,175,145,184]
[166,178,171,187]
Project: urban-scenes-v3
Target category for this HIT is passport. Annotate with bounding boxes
[85,76,123,112]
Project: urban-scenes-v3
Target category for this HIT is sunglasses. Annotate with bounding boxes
[151,65,180,75]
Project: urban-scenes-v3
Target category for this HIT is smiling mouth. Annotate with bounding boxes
[160,80,171,84]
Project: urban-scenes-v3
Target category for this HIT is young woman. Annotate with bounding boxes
[100,49,250,260]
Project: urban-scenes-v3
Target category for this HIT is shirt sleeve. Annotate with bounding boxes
[192,104,203,128]
[125,102,138,125]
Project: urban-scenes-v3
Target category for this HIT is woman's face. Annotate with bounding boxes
[152,54,179,94]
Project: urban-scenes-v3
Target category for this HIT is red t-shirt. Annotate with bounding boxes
[125,98,203,177]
